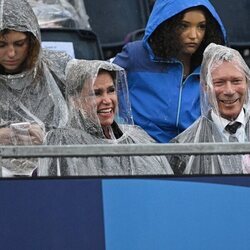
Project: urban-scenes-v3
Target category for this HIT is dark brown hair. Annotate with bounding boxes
[0,29,40,74]
[70,69,117,96]
[148,6,225,71]
[98,69,116,83]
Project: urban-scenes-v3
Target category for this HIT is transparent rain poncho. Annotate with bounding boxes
[38,59,173,176]
[169,43,250,174]
[0,0,70,176]
[28,0,91,29]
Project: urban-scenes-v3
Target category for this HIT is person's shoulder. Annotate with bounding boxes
[124,40,143,48]
[171,118,205,143]
[114,40,150,70]
[41,49,73,75]
[42,49,72,65]
[116,40,145,57]
[124,124,156,143]
[42,49,72,60]
[45,127,94,145]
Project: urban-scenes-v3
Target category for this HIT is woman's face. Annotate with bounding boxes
[178,9,206,56]
[80,71,118,127]
[0,30,29,73]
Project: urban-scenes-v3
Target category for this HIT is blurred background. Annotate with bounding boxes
[29,0,250,65]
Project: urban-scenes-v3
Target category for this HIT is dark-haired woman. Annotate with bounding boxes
[0,0,71,176]
[114,0,227,143]
[38,59,173,176]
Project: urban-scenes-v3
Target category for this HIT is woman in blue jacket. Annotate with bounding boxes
[114,0,227,142]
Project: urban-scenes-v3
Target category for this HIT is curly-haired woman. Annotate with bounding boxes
[114,0,227,143]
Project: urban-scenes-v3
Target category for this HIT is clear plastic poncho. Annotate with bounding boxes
[0,0,70,176]
[169,43,250,174]
[38,59,173,176]
[28,0,91,29]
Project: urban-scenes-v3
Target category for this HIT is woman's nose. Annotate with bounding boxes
[7,45,16,58]
[188,27,198,39]
[102,95,112,104]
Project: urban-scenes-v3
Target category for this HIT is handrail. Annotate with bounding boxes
[0,142,249,158]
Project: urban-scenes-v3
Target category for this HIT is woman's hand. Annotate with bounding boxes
[28,124,45,145]
[0,127,14,145]
[0,123,45,145]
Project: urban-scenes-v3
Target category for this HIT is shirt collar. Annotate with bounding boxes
[211,108,246,133]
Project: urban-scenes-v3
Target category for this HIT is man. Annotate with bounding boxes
[169,43,250,174]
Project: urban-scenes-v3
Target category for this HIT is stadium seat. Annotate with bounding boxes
[40,28,104,60]
[83,0,151,58]
[124,28,145,43]
[209,0,250,66]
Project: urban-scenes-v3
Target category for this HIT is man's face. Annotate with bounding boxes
[211,61,247,120]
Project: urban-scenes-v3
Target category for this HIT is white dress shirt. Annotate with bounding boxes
[211,109,246,142]
[211,109,250,173]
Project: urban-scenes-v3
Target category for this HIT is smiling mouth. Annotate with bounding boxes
[221,99,239,104]
[97,108,113,114]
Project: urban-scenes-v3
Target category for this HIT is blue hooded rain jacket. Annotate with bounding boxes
[114,0,226,142]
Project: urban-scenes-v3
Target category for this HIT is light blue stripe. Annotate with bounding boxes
[103,179,250,250]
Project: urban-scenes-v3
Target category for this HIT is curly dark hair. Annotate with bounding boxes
[0,29,40,74]
[148,6,225,71]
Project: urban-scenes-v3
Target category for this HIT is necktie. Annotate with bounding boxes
[225,122,242,173]
[225,122,241,135]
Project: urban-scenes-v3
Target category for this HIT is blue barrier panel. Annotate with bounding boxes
[103,176,250,250]
[0,178,105,250]
[1,175,250,250]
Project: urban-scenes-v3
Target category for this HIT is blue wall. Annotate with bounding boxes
[0,178,105,250]
[1,176,250,250]
[103,178,250,250]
